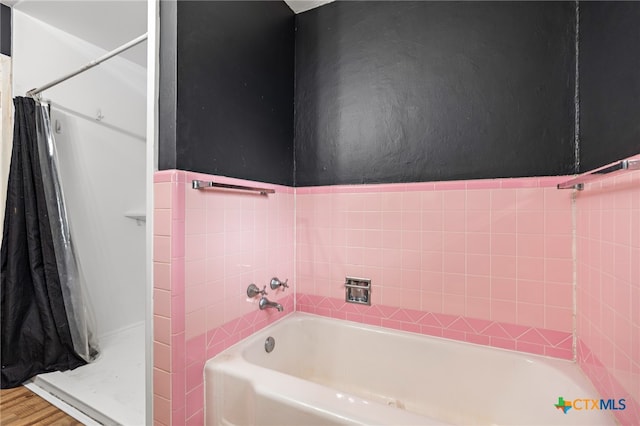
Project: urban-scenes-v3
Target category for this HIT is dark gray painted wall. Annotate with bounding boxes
[294,1,577,186]
[579,2,640,172]
[158,1,640,187]
[174,1,295,186]
[158,0,177,170]
[1,4,10,57]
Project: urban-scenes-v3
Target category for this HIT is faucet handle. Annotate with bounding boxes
[270,277,289,291]
[247,283,267,298]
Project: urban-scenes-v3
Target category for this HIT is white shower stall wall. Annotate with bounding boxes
[12,10,146,339]
[11,9,147,425]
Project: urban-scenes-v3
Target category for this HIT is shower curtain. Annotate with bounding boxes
[1,97,97,388]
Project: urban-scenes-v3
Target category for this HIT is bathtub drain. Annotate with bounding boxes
[264,336,275,353]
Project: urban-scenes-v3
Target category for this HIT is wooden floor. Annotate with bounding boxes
[0,386,83,426]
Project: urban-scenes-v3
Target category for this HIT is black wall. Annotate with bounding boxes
[172,1,295,186]
[294,1,577,186]
[579,2,640,172]
[1,4,10,57]
[158,0,177,170]
[159,1,640,187]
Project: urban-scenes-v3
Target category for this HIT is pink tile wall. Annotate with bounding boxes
[153,165,640,425]
[153,170,294,426]
[296,176,574,353]
[576,155,640,425]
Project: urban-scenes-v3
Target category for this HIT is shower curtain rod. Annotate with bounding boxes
[26,33,148,98]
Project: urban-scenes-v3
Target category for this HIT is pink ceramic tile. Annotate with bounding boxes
[382,211,403,230]
[401,192,422,211]
[492,211,517,234]
[171,333,185,375]
[516,188,545,210]
[546,306,572,332]
[172,183,186,221]
[402,211,422,231]
[466,210,491,233]
[421,191,443,210]
[442,232,466,253]
[492,256,517,279]
[517,303,545,328]
[421,211,443,232]
[443,190,466,210]
[154,236,171,263]
[491,300,517,323]
[185,384,203,420]
[154,209,171,237]
[185,209,206,235]
[545,346,573,360]
[442,294,465,315]
[517,280,545,305]
[154,170,175,183]
[490,234,516,256]
[434,181,466,191]
[545,210,572,235]
[154,341,171,372]
[154,262,171,291]
[443,252,465,274]
[185,235,206,261]
[516,341,545,356]
[466,190,491,210]
[490,336,516,350]
[467,233,490,255]
[466,276,490,298]
[186,361,205,392]
[544,234,572,259]
[185,260,206,288]
[154,368,171,400]
[517,257,544,281]
[154,315,171,346]
[171,259,185,296]
[491,278,516,301]
[491,189,516,211]
[500,177,539,189]
[154,289,171,318]
[153,395,171,426]
[171,222,185,259]
[545,258,572,284]
[443,210,465,232]
[516,211,544,235]
[517,234,544,258]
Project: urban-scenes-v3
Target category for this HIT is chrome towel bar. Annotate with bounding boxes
[191,180,275,195]
[557,159,639,190]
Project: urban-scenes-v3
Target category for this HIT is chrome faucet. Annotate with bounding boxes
[259,296,283,312]
[269,277,289,291]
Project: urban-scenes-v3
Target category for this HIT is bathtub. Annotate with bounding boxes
[204,313,615,425]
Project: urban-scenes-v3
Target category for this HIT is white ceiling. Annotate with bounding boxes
[11,0,147,67]
[5,0,334,68]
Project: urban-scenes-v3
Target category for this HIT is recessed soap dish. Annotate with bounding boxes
[345,277,371,305]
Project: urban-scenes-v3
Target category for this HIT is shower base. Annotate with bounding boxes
[26,322,145,425]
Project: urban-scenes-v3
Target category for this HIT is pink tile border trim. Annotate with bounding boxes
[154,169,294,193]
[295,176,571,194]
[156,168,570,192]
[577,339,640,426]
[297,294,573,359]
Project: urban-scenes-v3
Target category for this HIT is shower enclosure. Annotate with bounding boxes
[7,3,150,424]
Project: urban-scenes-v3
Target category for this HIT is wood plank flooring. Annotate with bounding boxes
[0,386,83,426]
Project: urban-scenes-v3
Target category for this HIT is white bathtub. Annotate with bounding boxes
[205,313,615,425]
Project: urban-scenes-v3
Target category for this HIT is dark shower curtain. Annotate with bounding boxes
[1,97,85,388]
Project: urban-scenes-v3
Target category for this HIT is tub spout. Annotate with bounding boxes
[259,296,283,312]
